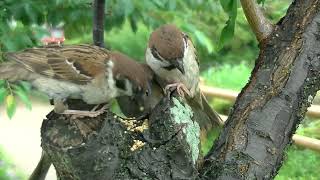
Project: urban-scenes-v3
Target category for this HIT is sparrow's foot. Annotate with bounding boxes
[165,82,191,97]
[62,104,108,119]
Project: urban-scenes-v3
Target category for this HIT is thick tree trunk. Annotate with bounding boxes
[201,0,320,179]
[40,0,320,179]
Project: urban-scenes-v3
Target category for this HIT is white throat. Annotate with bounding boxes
[145,40,199,97]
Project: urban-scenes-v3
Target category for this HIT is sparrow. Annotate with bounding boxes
[117,64,219,138]
[0,44,151,117]
[145,24,224,127]
[117,64,162,117]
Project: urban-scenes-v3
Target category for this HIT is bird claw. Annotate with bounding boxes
[62,104,109,120]
[165,83,191,98]
[63,104,108,138]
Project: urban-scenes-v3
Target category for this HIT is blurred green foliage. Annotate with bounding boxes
[0,146,25,180]
[276,147,320,180]
[202,62,252,91]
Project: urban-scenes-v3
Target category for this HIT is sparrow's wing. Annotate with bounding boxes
[110,52,153,95]
[188,38,199,65]
[5,44,108,84]
[200,91,224,126]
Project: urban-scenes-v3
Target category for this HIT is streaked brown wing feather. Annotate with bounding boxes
[59,45,107,77]
[5,44,109,84]
[46,53,92,83]
[5,49,55,77]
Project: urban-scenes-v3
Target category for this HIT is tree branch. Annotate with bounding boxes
[41,97,202,179]
[201,0,320,178]
[240,0,274,42]
[92,0,105,47]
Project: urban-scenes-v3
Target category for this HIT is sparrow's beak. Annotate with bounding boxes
[172,60,185,74]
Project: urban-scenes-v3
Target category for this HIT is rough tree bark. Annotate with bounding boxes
[40,0,320,179]
[201,0,320,179]
[42,96,203,179]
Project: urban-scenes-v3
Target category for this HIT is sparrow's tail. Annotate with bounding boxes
[0,61,31,81]
[187,92,224,143]
[200,92,224,127]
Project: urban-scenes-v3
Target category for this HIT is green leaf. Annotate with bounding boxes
[220,0,233,13]
[129,15,138,33]
[0,87,7,104]
[218,0,237,50]
[167,0,176,10]
[218,18,236,50]
[257,0,266,5]
[0,80,5,87]
[19,81,32,92]
[194,30,214,54]
[152,0,165,8]
[14,85,32,110]
[6,94,16,119]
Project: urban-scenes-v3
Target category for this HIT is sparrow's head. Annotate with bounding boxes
[110,52,152,97]
[148,24,187,74]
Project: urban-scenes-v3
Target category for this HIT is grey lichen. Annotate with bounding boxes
[170,97,200,164]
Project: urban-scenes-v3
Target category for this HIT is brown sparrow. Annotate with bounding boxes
[117,64,162,117]
[117,64,220,134]
[0,44,151,117]
[145,24,223,126]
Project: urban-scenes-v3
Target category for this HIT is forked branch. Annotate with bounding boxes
[240,0,274,42]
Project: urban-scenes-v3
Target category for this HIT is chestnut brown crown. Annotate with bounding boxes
[148,24,185,61]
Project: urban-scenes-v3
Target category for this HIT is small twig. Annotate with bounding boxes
[240,0,274,42]
[92,0,105,47]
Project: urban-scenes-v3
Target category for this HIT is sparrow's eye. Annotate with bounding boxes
[151,46,162,61]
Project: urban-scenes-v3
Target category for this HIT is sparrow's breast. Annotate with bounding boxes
[80,74,118,104]
[146,44,200,97]
[81,73,134,104]
[31,75,119,105]
[31,76,83,100]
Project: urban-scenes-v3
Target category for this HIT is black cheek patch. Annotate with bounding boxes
[163,64,176,71]
[115,79,126,90]
[151,46,162,61]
